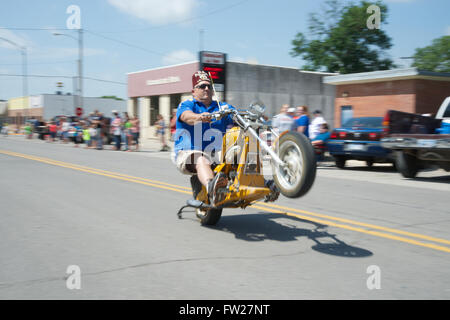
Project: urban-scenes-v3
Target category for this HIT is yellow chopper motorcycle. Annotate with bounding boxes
[177,103,316,225]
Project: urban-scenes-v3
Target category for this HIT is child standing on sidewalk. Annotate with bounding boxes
[156,114,169,152]
[82,124,91,148]
[24,123,32,139]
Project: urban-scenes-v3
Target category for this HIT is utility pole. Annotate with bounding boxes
[0,36,28,120]
[53,29,83,112]
[199,29,204,52]
[22,47,28,119]
[78,28,83,110]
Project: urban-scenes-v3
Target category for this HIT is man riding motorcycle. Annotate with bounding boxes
[174,71,234,205]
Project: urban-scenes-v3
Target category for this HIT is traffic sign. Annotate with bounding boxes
[199,51,226,95]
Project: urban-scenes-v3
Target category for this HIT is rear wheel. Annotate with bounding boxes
[272,132,316,198]
[335,156,346,169]
[395,151,419,178]
[196,208,223,226]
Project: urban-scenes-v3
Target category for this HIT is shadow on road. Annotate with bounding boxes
[318,165,397,173]
[406,175,450,184]
[210,213,373,258]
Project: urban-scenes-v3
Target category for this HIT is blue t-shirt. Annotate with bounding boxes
[174,99,235,158]
[295,115,310,138]
[312,131,330,143]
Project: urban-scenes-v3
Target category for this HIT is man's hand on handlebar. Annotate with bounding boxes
[198,112,212,122]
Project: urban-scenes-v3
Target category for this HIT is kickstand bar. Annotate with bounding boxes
[176,199,215,220]
[177,206,190,219]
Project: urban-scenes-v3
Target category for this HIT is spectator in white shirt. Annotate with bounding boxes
[309,110,327,140]
[272,104,295,133]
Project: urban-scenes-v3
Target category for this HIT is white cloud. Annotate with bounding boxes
[162,49,196,65]
[0,28,31,50]
[229,56,259,65]
[446,26,450,36]
[108,0,199,25]
[230,56,245,63]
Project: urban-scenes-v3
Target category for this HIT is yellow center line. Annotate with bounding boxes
[1,148,450,253]
[251,205,450,253]
[257,202,450,246]
[0,150,190,195]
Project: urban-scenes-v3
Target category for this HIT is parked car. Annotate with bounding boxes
[327,117,394,168]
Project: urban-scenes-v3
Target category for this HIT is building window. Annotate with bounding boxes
[170,94,181,113]
[150,96,159,126]
[341,105,353,126]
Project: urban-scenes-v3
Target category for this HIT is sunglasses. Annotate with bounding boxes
[195,83,212,90]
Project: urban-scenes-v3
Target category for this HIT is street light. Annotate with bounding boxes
[0,36,28,121]
[400,57,414,68]
[53,29,83,113]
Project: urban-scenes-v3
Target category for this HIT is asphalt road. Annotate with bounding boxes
[1,135,449,299]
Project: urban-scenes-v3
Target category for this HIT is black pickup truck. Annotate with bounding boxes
[381,97,450,178]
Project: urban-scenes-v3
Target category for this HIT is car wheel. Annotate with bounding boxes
[395,151,419,178]
[335,156,346,169]
[366,159,374,168]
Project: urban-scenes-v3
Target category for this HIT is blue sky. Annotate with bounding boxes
[0,0,449,101]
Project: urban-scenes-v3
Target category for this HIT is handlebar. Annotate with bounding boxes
[208,107,271,132]
[209,108,237,121]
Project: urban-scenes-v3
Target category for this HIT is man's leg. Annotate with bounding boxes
[195,155,227,205]
[97,128,103,149]
[195,156,214,186]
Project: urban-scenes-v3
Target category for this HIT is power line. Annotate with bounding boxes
[0,73,126,85]
[84,29,172,60]
[0,27,69,32]
[0,60,74,66]
[83,76,126,85]
[0,27,69,31]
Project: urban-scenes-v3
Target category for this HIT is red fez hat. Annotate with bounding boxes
[192,71,211,88]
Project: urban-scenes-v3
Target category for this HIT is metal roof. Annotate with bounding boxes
[323,67,450,85]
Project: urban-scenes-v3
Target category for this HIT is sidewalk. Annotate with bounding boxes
[139,137,174,152]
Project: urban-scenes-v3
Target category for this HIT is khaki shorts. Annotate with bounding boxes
[176,150,213,175]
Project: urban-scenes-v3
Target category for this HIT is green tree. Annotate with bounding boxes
[412,36,450,73]
[290,0,395,74]
[100,95,124,101]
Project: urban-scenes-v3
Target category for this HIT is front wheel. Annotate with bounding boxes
[272,132,316,198]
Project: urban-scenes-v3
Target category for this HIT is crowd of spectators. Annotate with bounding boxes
[10,110,141,151]
[272,104,331,161]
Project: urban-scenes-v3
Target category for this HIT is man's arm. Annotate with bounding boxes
[311,139,324,145]
[296,116,308,133]
[179,110,211,126]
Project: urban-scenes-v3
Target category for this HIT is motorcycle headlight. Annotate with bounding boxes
[249,101,266,117]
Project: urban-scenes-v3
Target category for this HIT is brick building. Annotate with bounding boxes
[323,68,450,127]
